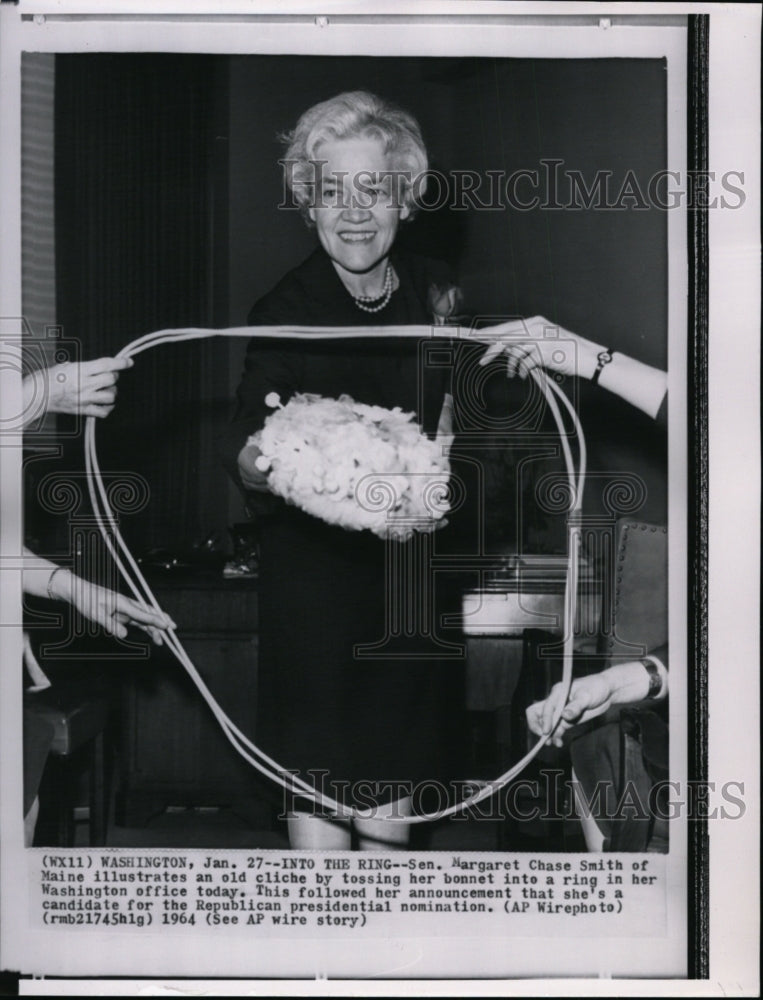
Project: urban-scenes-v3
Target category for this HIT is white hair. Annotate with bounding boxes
[279,90,429,223]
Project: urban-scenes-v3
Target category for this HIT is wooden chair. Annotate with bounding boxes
[26,677,111,847]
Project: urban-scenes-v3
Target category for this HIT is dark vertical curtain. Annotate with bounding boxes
[21,54,60,552]
[55,54,224,553]
[21,54,57,368]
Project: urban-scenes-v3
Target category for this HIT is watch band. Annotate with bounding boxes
[641,657,663,700]
[591,348,614,384]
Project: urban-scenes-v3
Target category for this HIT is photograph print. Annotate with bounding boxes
[14,49,674,857]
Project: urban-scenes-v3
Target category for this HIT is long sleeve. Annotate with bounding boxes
[219,303,302,496]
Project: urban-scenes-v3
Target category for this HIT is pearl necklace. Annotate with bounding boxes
[351,263,394,313]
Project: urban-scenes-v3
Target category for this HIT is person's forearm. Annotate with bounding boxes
[22,548,74,601]
[605,657,669,705]
[596,353,668,419]
[21,375,44,429]
[548,335,668,418]
[468,323,667,419]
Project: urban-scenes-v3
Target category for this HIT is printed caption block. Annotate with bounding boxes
[28,850,666,937]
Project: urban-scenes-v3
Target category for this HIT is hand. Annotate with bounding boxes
[238,442,271,492]
[27,356,134,420]
[50,570,176,645]
[525,672,615,748]
[384,518,449,543]
[478,315,600,381]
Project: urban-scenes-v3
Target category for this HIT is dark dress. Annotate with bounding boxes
[223,248,466,808]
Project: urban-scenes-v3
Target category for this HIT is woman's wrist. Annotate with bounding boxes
[604,661,651,705]
[47,566,74,602]
[21,373,47,428]
[605,658,668,706]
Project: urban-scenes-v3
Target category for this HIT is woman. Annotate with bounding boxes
[225,92,465,850]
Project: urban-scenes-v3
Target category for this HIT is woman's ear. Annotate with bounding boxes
[308,205,316,223]
[399,203,411,222]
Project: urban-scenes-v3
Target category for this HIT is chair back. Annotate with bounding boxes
[601,519,668,663]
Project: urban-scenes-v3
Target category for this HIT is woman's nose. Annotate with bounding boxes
[339,203,372,222]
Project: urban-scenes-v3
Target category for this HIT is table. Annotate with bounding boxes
[115,571,265,827]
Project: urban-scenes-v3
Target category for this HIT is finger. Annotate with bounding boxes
[142,625,164,646]
[138,612,177,631]
[478,342,505,367]
[561,695,586,722]
[525,705,545,737]
[82,403,115,419]
[118,598,176,630]
[516,351,542,381]
[102,617,128,640]
[87,371,119,390]
[88,387,117,405]
[505,345,531,378]
[541,690,562,735]
[82,356,134,375]
[551,727,569,749]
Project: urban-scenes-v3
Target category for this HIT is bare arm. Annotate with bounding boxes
[477,316,667,420]
[23,547,175,645]
[22,356,134,426]
[526,653,669,748]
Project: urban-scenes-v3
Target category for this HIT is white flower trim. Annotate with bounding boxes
[249,393,451,539]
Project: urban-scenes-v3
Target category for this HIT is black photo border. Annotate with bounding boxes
[687,12,710,980]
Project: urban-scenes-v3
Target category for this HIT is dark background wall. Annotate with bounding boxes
[47,53,667,562]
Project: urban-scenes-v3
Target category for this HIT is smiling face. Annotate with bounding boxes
[308,135,410,294]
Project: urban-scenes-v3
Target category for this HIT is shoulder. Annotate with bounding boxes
[247,250,331,325]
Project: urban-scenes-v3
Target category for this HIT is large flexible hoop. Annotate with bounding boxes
[83,325,586,823]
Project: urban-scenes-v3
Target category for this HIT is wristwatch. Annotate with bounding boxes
[591,348,614,384]
[641,657,664,700]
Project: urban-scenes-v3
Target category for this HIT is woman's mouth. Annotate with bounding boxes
[338,231,376,243]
